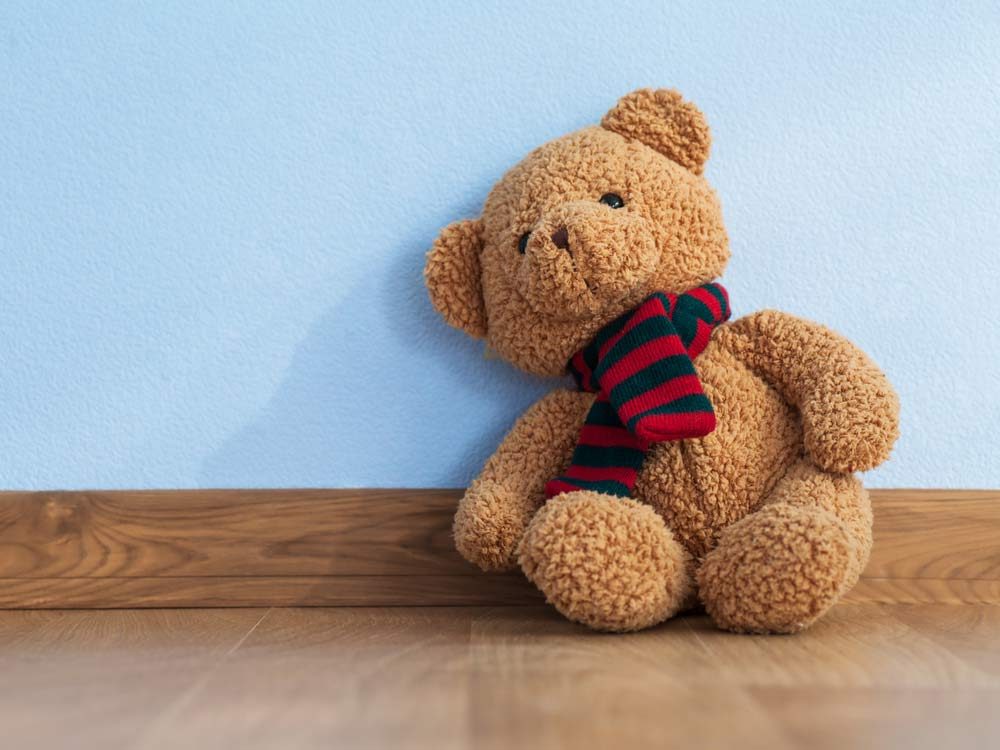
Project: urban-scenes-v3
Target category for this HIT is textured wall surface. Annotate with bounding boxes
[2,2,998,490]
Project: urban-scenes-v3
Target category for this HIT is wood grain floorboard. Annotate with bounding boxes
[846,577,1000,604]
[866,490,1000,580]
[0,489,997,608]
[1,604,995,750]
[0,489,465,578]
[0,573,543,608]
[0,608,268,750]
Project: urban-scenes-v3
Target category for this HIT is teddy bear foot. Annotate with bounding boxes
[696,503,857,634]
[517,491,691,632]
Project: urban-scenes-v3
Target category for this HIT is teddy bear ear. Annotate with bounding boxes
[424,218,488,339]
[601,88,712,175]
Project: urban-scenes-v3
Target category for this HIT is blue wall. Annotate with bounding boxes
[2,2,998,489]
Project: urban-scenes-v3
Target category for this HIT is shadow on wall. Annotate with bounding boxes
[199,236,554,488]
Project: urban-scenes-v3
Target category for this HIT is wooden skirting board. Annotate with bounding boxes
[0,489,996,608]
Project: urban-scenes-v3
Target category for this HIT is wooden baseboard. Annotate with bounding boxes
[0,489,996,608]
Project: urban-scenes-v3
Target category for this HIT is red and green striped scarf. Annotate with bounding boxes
[545,283,731,499]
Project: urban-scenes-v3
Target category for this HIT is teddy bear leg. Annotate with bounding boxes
[696,459,872,634]
[517,490,692,632]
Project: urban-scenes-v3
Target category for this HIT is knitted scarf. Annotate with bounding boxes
[545,283,730,499]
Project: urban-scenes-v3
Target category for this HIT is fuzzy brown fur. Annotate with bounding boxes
[425,88,899,633]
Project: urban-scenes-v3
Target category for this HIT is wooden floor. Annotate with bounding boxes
[2,601,998,750]
[1,488,997,747]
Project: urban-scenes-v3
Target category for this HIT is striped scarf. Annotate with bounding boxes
[545,283,730,499]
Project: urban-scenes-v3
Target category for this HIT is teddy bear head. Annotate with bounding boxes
[425,89,730,377]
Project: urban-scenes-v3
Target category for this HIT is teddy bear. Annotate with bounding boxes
[424,88,899,633]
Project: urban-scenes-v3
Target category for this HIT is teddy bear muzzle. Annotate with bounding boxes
[515,201,661,321]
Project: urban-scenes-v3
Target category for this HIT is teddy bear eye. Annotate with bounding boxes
[517,232,531,254]
[599,193,625,209]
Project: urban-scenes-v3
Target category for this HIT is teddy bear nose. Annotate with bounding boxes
[551,227,570,250]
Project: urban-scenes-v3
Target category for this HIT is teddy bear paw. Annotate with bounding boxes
[452,480,533,572]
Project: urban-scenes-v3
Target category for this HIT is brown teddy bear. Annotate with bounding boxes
[424,88,899,633]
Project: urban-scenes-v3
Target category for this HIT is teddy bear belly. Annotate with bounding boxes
[633,340,803,559]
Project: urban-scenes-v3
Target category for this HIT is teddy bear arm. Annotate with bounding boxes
[453,388,593,571]
[718,310,899,473]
